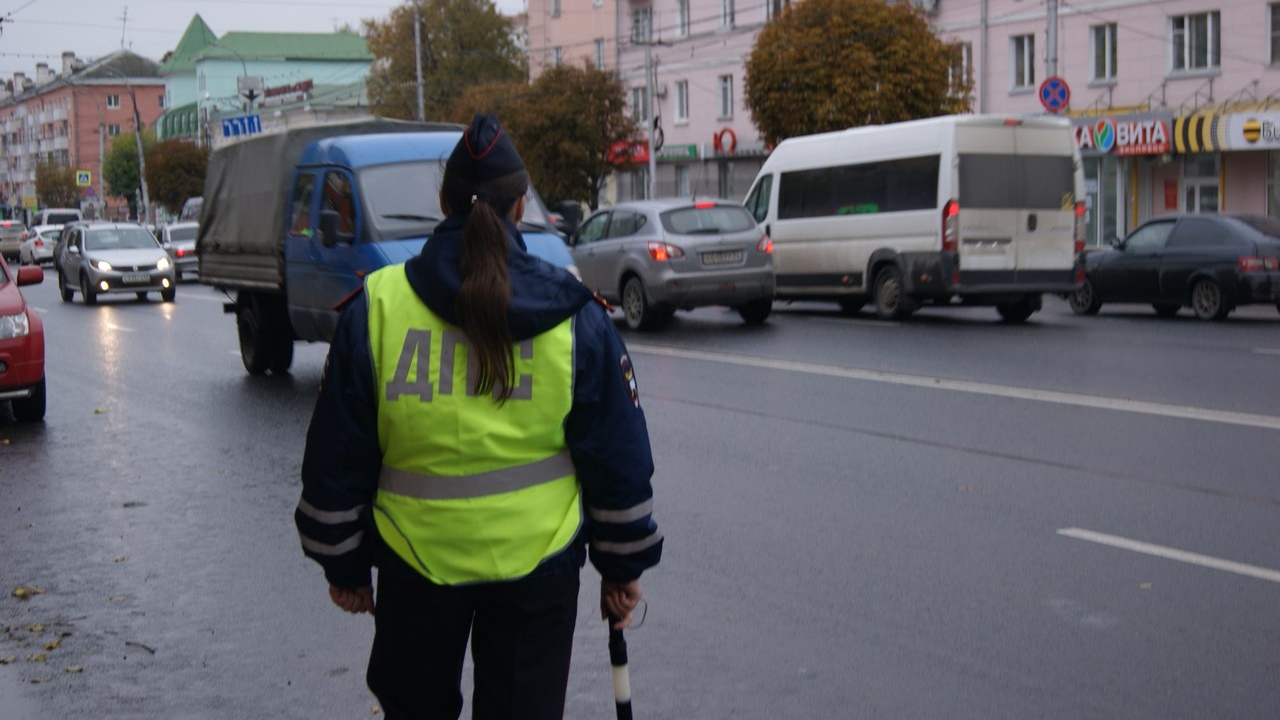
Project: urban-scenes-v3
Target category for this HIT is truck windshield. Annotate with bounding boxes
[361,162,447,240]
[361,162,556,240]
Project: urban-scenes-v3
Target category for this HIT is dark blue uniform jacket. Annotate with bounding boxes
[296,217,663,589]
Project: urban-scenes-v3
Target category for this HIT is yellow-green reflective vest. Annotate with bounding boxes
[365,265,581,585]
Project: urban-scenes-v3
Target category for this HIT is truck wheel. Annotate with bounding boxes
[269,338,294,374]
[873,265,914,320]
[12,377,46,422]
[237,303,273,375]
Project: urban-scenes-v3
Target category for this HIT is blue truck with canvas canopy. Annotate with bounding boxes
[197,118,574,375]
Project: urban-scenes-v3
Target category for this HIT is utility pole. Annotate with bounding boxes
[644,42,656,199]
[1045,0,1058,78]
[414,3,425,121]
[127,83,150,225]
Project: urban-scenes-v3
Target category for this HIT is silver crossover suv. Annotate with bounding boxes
[54,222,176,304]
[568,198,775,330]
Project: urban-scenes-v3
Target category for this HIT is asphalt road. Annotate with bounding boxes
[2,270,1278,719]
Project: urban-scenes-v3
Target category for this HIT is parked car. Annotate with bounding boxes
[0,220,27,264]
[0,254,45,422]
[179,196,202,222]
[567,198,775,330]
[1069,214,1280,320]
[158,221,200,280]
[19,224,63,266]
[54,221,176,305]
[30,207,82,227]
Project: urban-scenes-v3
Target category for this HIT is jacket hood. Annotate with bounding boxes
[405,216,594,341]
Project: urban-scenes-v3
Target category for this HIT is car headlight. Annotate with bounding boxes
[93,258,113,271]
[157,257,172,271]
[0,310,30,340]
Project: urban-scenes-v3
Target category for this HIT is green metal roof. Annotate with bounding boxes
[194,31,371,63]
[160,14,217,75]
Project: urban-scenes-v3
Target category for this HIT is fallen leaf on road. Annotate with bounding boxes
[43,640,61,651]
[0,656,17,664]
[29,676,50,684]
[64,665,83,673]
[1,438,9,446]
[27,653,46,662]
[111,556,127,563]
[11,585,45,599]
[108,595,127,602]
[27,624,44,633]
[94,408,107,414]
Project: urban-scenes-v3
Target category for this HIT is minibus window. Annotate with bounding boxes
[960,154,1075,210]
[777,155,939,220]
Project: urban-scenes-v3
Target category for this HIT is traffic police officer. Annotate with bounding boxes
[294,113,662,720]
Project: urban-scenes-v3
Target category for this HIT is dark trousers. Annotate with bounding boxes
[367,567,580,720]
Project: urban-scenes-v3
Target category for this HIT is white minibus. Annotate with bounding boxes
[742,114,1085,321]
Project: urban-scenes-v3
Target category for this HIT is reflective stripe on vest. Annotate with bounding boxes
[365,265,581,585]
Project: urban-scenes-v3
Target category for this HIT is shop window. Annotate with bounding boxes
[1091,24,1117,81]
[1010,34,1035,90]
[675,165,689,197]
[1183,154,1219,214]
[1170,11,1220,73]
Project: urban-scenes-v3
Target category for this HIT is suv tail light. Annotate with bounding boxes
[647,241,684,261]
[941,200,959,252]
[1238,256,1278,272]
[757,234,773,254]
[1074,202,1087,253]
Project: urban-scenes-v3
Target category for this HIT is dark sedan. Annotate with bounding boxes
[1069,214,1280,320]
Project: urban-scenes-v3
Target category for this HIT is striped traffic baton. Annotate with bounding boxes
[607,618,633,720]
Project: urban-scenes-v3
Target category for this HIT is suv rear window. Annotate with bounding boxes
[661,204,758,235]
[44,212,81,225]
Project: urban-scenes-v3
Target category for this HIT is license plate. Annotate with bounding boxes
[122,272,149,284]
[701,250,742,266]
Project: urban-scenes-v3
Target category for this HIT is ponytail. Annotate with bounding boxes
[444,168,530,402]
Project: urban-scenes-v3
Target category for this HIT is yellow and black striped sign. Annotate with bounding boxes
[1173,114,1226,153]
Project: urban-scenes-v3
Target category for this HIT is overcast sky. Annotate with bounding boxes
[0,0,527,81]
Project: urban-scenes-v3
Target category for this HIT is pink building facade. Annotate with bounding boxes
[0,51,165,222]
[933,0,1280,244]
[528,0,776,204]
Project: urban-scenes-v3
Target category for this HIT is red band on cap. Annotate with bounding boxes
[465,127,504,160]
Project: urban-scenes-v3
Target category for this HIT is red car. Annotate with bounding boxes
[0,254,44,422]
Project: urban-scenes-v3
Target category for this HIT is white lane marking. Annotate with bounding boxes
[1057,528,1280,584]
[626,344,1280,431]
[106,323,135,333]
[1256,348,1280,356]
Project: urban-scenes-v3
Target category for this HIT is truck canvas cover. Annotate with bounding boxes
[198,118,458,292]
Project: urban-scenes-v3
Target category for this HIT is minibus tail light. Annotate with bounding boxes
[942,200,959,252]
[1074,201,1087,253]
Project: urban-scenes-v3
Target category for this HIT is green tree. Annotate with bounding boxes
[364,0,527,121]
[35,161,81,209]
[744,0,972,147]
[145,139,207,215]
[449,64,637,211]
[103,129,157,219]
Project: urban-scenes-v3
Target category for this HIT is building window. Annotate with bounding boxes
[717,75,733,119]
[766,0,784,21]
[676,165,690,196]
[948,42,972,97]
[1271,3,1280,65]
[721,0,734,28]
[632,6,652,43]
[677,0,690,37]
[630,87,650,122]
[107,124,121,136]
[675,80,689,123]
[551,0,560,18]
[1091,24,1117,81]
[1011,34,1035,90]
[106,94,121,109]
[1170,11,1220,72]
[158,94,166,109]
[594,39,605,70]
[553,47,563,66]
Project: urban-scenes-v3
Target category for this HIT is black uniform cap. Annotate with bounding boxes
[446,113,525,183]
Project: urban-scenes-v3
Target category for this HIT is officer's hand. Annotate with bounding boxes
[600,579,642,630]
[329,584,376,615]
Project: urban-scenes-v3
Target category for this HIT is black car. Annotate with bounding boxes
[1069,214,1280,320]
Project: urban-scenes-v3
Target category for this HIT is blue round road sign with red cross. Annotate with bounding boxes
[1039,76,1070,113]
